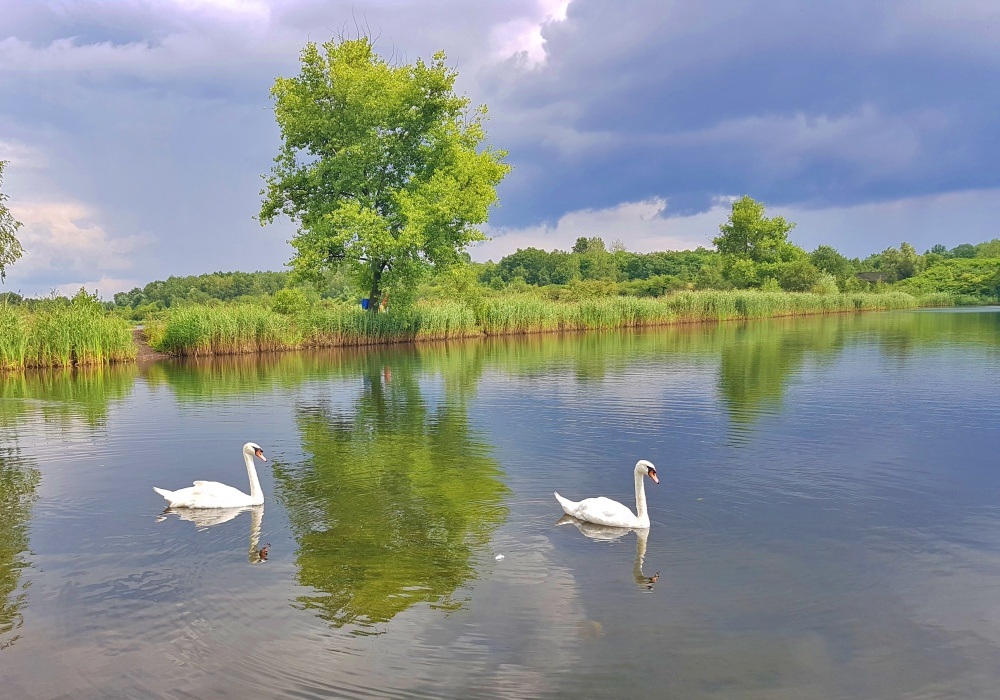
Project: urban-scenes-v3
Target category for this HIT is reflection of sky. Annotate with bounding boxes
[3,311,1000,696]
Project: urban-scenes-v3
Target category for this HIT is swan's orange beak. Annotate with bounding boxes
[255,449,267,461]
[648,470,659,484]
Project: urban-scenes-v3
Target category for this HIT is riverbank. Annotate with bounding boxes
[1,289,978,371]
[144,289,925,358]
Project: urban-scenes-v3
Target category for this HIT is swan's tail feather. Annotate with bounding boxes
[153,487,175,504]
[553,491,578,516]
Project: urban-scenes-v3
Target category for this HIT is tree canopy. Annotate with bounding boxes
[714,195,797,264]
[0,161,24,283]
[259,37,510,309]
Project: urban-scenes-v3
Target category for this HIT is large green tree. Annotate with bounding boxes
[259,37,510,310]
[0,161,24,283]
[714,195,797,264]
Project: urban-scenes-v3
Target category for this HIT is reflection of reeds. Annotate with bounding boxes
[0,303,135,371]
[147,290,923,356]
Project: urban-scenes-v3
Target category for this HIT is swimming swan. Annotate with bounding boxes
[554,459,658,528]
[153,442,267,509]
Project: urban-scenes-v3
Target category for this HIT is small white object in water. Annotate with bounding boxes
[495,554,505,561]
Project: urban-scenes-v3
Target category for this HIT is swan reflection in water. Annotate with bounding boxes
[157,504,270,563]
[556,514,660,590]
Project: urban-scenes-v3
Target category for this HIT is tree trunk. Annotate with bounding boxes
[367,262,385,312]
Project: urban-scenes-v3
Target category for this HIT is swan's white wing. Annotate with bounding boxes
[570,497,639,528]
[158,481,252,508]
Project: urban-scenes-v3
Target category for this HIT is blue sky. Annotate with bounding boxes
[1,0,998,298]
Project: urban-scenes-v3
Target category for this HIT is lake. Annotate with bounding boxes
[1,307,999,698]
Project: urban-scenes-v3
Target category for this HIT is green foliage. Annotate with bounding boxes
[811,273,841,295]
[148,299,482,355]
[616,274,686,297]
[260,37,510,310]
[810,245,856,281]
[113,270,291,314]
[723,257,760,288]
[976,239,1000,258]
[772,258,822,292]
[150,304,302,355]
[270,347,507,631]
[488,245,717,295]
[714,195,799,264]
[0,290,135,370]
[0,161,24,283]
[271,287,311,315]
[894,258,1000,297]
[951,243,977,258]
[0,447,39,647]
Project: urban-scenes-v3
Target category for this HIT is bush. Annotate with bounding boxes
[811,273,840,295]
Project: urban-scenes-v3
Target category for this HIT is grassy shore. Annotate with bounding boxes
[142,290,927,357]
[0,300,136,371]
[0,289,974,369]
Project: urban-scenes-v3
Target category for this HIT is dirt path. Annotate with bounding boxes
[132,328,172,362]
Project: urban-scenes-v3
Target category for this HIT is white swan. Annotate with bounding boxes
[153,442,267,509]
[554,459,658,528]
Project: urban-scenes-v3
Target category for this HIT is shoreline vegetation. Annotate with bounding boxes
[0,288,974,371]
[1,291,135,371]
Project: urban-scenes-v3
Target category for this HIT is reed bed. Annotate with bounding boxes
[474,290,919,335]
[145,289,927,357]
[151,304,302,356]
[0,303,135,371]
[149,300,481,355]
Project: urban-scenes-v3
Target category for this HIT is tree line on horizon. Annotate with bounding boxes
[2,194,998,316]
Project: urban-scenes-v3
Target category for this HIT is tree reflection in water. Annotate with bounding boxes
[275,346,508,633]
[0,447,39,650]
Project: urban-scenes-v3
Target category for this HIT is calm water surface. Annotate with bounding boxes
[1,308,999,698]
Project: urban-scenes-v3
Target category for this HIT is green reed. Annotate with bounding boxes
[147,290,931,357]
[0,302,135,371]
[475,290,920,335]
[0,306,31,371]
[152,304,303,356]
[151,300,481,355]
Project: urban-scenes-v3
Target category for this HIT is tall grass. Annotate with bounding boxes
[150,304,301,356]
[474,290,919,334]
[0,300,135,371]
[146,289,930,357]
[148,300,481,356]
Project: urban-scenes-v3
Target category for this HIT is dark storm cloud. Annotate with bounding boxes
[480,0,1000,225]
[1,0,998,294]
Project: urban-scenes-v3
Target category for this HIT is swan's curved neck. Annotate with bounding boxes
[245,452,263,504]
[633,469,649,527]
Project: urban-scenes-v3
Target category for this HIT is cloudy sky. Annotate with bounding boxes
[1,0,998,298]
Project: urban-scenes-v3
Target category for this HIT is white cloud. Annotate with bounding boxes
[473,197,718,260]
[0,139,47,169]
[489,0,570,65]
[5,200,151,297]
[474,186,1000,262]
[50,276,145,300]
